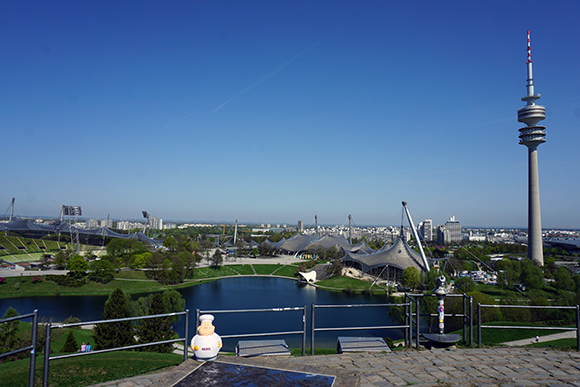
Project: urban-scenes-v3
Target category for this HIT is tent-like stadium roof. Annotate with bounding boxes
[342,235,428,273]
[304,235,352,251]
[0,218,161,245]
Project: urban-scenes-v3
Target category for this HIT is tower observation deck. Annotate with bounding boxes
[517,31,545,266]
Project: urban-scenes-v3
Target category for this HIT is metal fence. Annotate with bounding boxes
[0,309,39,387]
[406,293,473,347]
[310,302,412,355]
[42,309,189,387]
[477,303,580,349]
[196,306,307,355]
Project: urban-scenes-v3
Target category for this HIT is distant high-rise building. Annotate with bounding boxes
[418,219,433,241]
[436,225,450,245]
[445,216,462,242]
[297,220,303,232]
[100,219,113,228]
[149,216,163,230]
[517,31,546,266]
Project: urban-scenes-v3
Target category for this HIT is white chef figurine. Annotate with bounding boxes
[191,314,222,361]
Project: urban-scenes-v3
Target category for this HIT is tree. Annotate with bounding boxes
[89,259,115,283]
[0,307,20,354]
[61,330,78,353]
[422,268,441,290]
[163,236,178,251]
[453,276,476,293]
[402,267,421,289]
[520,259,544,290]
[210,249,223,269]
[137,293,174,353]
[92,288,135,350]
[54,251,67,270]
[67,255,88,278]
[131,252,151,269]
[554,267,574,291]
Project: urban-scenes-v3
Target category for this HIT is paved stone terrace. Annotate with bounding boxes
[89,347,580,387]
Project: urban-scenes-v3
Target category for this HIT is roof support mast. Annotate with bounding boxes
[402,201,430,271]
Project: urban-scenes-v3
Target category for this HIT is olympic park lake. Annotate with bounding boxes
[0,276,406,351]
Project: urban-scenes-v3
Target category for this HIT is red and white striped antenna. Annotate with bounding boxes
[527,30,532,64]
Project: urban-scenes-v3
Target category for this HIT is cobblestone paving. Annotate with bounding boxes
[88,348,580,387]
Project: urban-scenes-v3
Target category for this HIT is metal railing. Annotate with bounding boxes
[0,309,39,387]
[477,303,580,350]
[405,295,420,348]
[407,293,473,346]
[42,309,189,387]
[196,306,307,356]
[310,302,411,355]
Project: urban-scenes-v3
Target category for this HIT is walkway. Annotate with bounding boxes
[88,347,580,387]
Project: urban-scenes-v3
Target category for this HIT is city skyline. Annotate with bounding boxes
[2,1,580,228]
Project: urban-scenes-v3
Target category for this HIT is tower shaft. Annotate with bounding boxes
[527,146,543,264]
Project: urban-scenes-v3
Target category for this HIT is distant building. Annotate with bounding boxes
[445,216,462,241]
[101,219,113,228]
[297,220,303,232]
[418,219,432,241]
[86,218,99,228]
[150,216,163,230]
[437,216,462,244]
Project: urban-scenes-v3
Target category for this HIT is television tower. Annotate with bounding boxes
[517,31,546,266]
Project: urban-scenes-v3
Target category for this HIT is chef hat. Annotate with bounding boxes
[199,314,214,323]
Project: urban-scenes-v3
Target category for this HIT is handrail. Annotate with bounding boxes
[311,302,411,355]
[477,303,579,350]
[0,309,38,387]
[42,309,189,387]
[196,306,307,356]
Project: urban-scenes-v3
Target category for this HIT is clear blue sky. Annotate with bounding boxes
[2,1,579,229]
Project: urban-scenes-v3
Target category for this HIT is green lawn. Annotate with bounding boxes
[270,264,300,278]
[473,321,571,345]
[528,337,578,349]
[316,276,387,294]
[252,264,280,275]
[227,264,255,275]
[114,270,150,280]
[193,266,239,279]
[0,351,182,387]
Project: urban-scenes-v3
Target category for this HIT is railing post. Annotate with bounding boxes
[310,304,315,356]
[462,295,467,344]
[42,323,51,387]
[29,309,38,387]
[404,298,409,348]
[415,299,420,349]
[477,303,481,348]
[183,309,189,362]
[469,296,473,347]
[576,305,580,351]
[302,305,306,356]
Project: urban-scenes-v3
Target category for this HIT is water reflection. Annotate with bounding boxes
[0,277,403,351]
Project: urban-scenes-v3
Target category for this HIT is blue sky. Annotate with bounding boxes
[2,1,579,229]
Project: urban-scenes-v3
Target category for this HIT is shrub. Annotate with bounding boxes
[31,276,42,284]
[61,331,78,353]
[0,277,6,285]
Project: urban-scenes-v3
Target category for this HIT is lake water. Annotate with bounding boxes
[0,277,403,351]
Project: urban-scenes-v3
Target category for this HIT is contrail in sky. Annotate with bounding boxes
[212,36,330,113]
[159,108,202,132]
